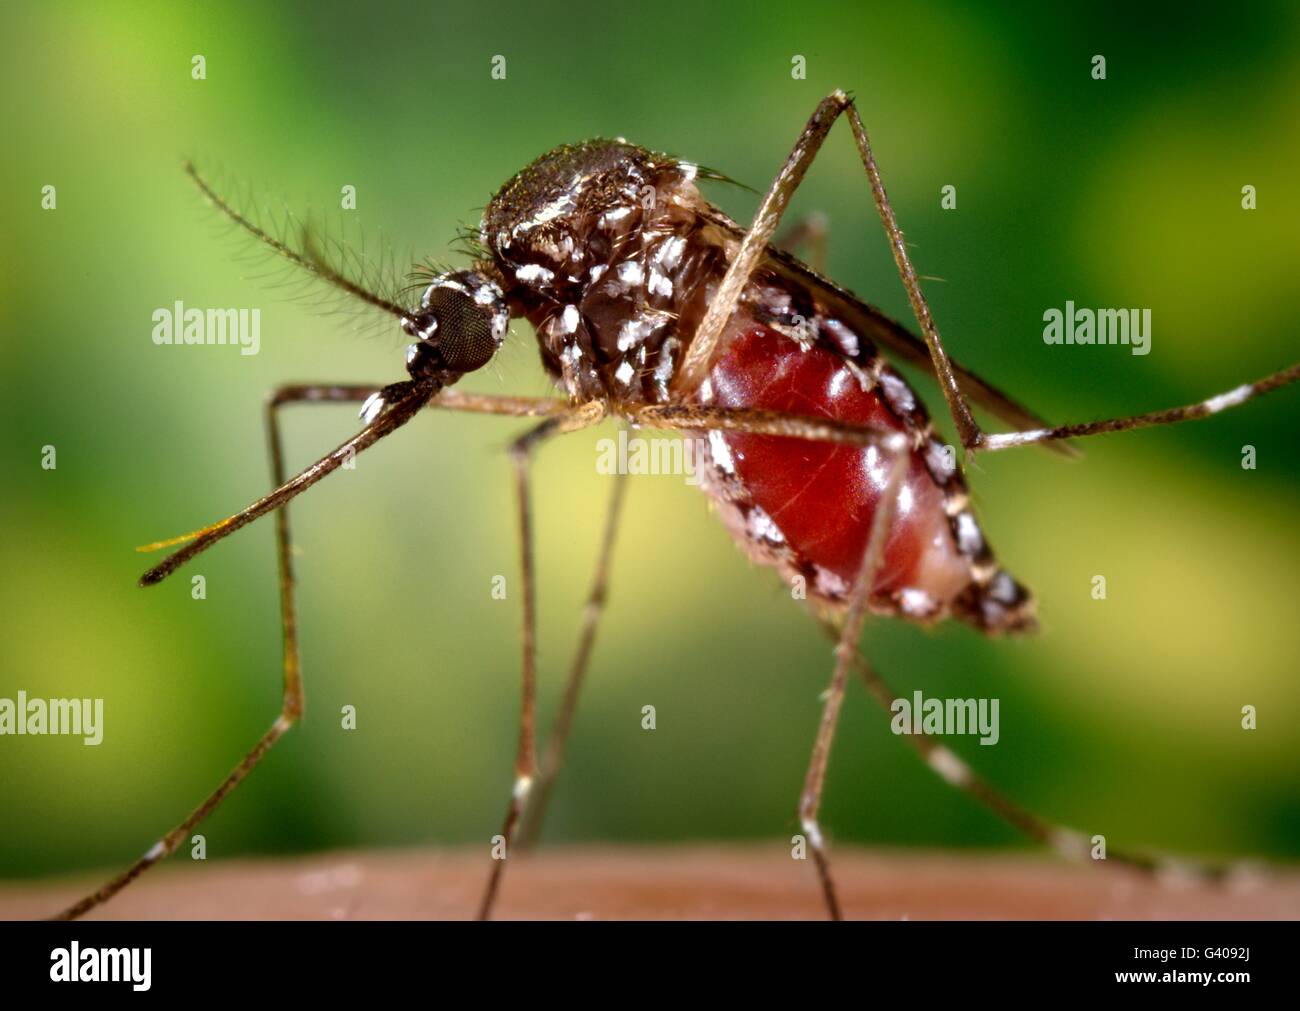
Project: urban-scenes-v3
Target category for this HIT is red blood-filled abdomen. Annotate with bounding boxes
[699,325,972,614]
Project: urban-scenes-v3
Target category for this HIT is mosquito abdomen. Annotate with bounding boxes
[697,321,1036,634]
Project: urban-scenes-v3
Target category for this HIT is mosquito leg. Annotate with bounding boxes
[477,401,607,921]
[836,102,985,451]
[674,92,854,395]
[625,403,910,454]
[137,378,437,586]
[775,212,830,274]
[430,389,570,420]
[797,450,910,921]
[53,382,389,919]
[974,362,1300,452]
[806,618,1163,876]
[259,385,572,420]
[518,467,630,850]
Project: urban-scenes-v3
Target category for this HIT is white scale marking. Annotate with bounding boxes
[1205,383,1252,414]
[927,746,972,787]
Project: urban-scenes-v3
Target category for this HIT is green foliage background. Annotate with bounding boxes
[1,1,1297,883]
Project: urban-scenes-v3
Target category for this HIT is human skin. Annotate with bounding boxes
[2,846,1293,920]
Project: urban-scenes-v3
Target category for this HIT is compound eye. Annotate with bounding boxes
[421,273,507,373]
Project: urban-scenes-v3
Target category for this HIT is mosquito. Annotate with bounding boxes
[53,91,1299,921]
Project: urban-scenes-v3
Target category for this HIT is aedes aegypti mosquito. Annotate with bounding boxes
[55,91,1299,921]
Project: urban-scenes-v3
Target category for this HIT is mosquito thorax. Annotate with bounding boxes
[481,138,727,404]
[400,269,509,381]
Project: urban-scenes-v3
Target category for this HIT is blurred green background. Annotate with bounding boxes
[2,0,1297,886]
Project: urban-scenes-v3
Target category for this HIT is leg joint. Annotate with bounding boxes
[266,385,302,410]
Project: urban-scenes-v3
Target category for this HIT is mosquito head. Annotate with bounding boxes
[401,269,509,382]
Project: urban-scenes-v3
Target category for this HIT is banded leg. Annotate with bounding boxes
[53,382,406,920]
[477,402,607,921]
[799,450,911,920]
[518,467,630,850]
[972,363,1300,452]
[813,622,1161,874]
